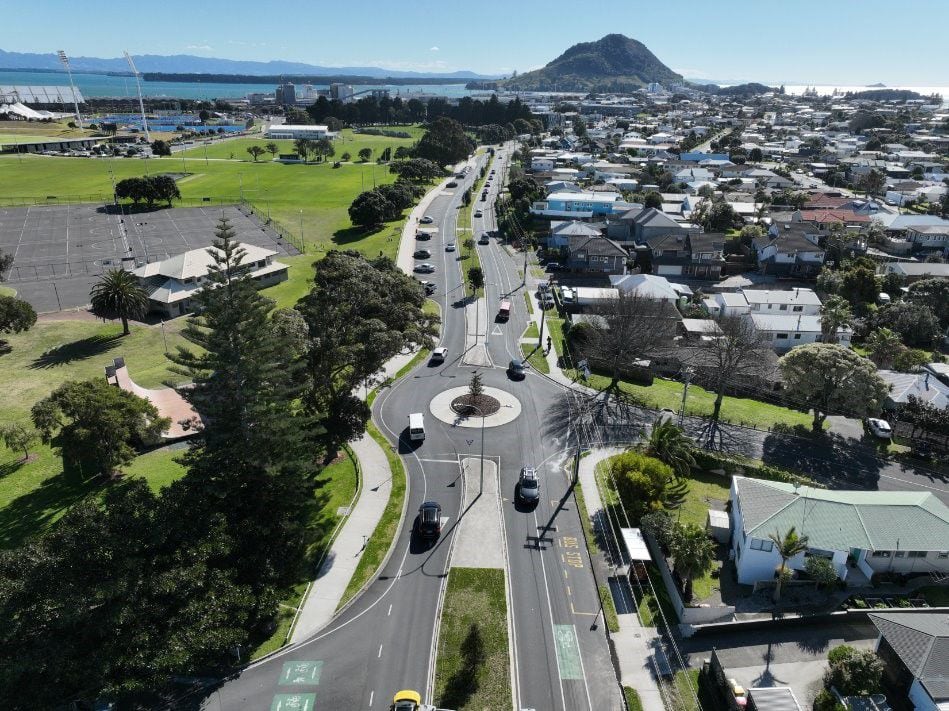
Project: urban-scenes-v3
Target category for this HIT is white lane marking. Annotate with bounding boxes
[418,458,462,464]
[572,622,594,710]
[369,690,374,706]
[377,644,383,658]
[387,604,393,616]
[535,508,568,711]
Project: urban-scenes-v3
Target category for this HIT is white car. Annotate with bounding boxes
[419,215,434,224]
[445,242,456,251]
[430,347,448,364]
[414,263,436,274]
[866,418,893,439]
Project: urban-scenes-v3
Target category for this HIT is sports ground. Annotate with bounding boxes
[0,204,297,312]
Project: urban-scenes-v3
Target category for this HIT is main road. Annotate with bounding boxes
[193,145,622,710]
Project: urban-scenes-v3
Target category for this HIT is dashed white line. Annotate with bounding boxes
[377,644,383,658]
[369,690,374,706]
[387,604,393,616]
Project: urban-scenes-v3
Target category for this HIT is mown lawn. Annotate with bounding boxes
[521,342,550,374]
[434,567,512,711]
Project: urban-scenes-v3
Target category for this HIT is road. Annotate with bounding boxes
[192,145,622,710]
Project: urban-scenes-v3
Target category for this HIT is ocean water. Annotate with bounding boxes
[0,69,475,101]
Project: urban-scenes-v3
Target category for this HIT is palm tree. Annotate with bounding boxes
[646,418,695,479]
[819,295,852,344]
[768,527,810,602]
[669,523,716,602]
[90,268,149,335]
[865,327,904,369]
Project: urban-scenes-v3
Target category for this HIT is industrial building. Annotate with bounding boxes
[265,124,334,140]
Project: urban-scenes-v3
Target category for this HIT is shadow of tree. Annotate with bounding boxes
[332,225,384,247]
[438,622,485,709]
[29,334,123,370]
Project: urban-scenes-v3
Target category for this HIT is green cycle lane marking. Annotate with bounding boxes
[553,624,583,680]
[270,693,316,711]
[278,660,323,685]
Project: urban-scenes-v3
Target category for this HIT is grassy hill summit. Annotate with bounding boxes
[501,34,683,92]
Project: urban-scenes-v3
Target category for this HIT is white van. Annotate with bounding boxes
[409,412,425,441]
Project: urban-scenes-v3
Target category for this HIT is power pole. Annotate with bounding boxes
[678,367,693,428]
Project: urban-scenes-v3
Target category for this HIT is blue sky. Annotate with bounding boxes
[7,0,949,84]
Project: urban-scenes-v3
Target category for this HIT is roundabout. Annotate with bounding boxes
[429,385,521,428]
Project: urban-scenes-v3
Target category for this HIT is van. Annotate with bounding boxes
[497,299,511,321]
[408,412,425,441]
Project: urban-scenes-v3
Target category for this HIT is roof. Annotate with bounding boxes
[885,262,949,277]
[688,232,726,251]
[716,291,750,307]
[609,273,680,301]
[747,687,803,711]
[633,208,682,229]
[748,313,825,333]
[870,613,949,702]
[681,318,723,335]
[269,124,330,132]
[567,235,628,257]
[733,476,949,553]
[552,221,603,237]
[742,288,822,307]
[133,242,277,281]
[548,191,621,204]
[877,369,949,409]
[620,528,652,562]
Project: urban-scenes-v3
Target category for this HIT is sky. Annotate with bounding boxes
[6,0,949,85]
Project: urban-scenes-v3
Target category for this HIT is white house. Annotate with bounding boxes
[265,124,333,140]
[729,477,949,587]
[531,157,556,172]
[743,288,823,315]
[747,313,851,351]
[702,291,751,318]
[609,273,682,302]
[132,243,288,317]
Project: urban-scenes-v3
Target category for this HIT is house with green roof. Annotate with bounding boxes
[729,476,949,586]
[870,612,949,711]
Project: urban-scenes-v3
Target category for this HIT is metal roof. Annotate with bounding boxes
[620,528,652,562]
[735,477,949,553]
[748,687,803,711]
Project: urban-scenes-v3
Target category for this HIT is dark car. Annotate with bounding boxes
[446,181,458,188]
[413,248,432,259]
[508,358,526,379]
[415,501,442,539]
[517,467,540,505]
[422,281,436,295]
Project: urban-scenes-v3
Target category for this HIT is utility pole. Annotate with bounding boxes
[678,367,693,428]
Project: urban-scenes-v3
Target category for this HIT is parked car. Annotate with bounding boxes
[420,215,434,224]
[445,242,456,251]
[546,262,562,272]
[421,281,436,295]
[866,418,893,439]
[479,232,490,245]
[414,501,442,539]
[538,293,555,309]
[508,358,526,379]
[414,263,436,274]
[446,181,458,188]
[517,467,540,505]
[413,249,431,259]
[430,347,448,364]
[415,231,431,240]
[474,210,483,218]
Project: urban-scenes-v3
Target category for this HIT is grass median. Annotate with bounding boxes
[434,567,512,710]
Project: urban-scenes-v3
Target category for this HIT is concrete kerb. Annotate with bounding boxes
[429,386,522,428]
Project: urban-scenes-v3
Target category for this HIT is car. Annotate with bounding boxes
[474,210,483,218]
[414,263,436,274]
[455,172,466,179]
[478,232,490,245]
[445,242,456,251]
[430,347,448,363]
[545,262,562,272]
[538,292,555,308]
[422,281,436,295]
[517,467,540,505]
[413,249,431,259]
[537,281,551,294]
[415,231,431,240]
[446,181,458,188]
[414,501,442,539]
[391,689,424,711]
[508,358,526,379]
[866,418,893,439]
[419,215,434,224]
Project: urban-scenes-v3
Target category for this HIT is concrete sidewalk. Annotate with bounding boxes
[578,448,665,711]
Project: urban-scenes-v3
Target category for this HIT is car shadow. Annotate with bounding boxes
[397,430,423,454]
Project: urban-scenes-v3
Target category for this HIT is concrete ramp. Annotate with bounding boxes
[106,359,201,440]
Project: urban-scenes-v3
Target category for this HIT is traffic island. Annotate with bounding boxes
[430,386,521,428]
[433,568,512,711]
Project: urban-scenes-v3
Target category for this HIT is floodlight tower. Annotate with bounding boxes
[57,50,83,128]
[124,51,150,143]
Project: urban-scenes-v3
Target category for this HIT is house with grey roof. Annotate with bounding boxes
[877,369,949,412]
[132,243,288,317]
[565,235,628,275]
[870,612,949,711]
[729,476,949,586]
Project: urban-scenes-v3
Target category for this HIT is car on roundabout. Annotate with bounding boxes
[508,358,526,380]
[414,501,442,540]
[430,347,448,363]
[474,210,483,218]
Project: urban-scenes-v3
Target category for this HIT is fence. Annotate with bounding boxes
[2,254,166,283]
[0,194,248,209]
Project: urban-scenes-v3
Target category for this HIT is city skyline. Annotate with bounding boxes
[5,0,949,85]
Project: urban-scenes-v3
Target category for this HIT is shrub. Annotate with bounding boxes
[828,645,856,666]
[824,647,884,697]
[813,688,846,711]
[690,449,818,488]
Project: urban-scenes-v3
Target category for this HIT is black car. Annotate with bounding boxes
[415,501,442,539]
[421,281,436,295]
[413,248,432,259]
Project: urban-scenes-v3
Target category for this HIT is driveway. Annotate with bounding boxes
[678,620,878,705]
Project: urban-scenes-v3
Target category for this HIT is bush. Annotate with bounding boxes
[690,449,818,488]
[824,647,884,697]
[813,688,846,711]
[828,645,856,666]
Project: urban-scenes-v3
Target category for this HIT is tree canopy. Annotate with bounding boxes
[415,116,475,166]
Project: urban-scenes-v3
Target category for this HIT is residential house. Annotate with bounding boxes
[531,156,556,172]
[132,243,288,317]
[531,191,631,218]
[729,476,949,586]
[547,220,603,250]
[870,613,949,711]
[876,370,949,412]
[753,225,826,277]
[644,233,690,276]
[906,225,949,255]
[702,291,752,318]
[686,232,726,279]
[748,312,851,351]
[609,273,684,302]
[882,261,949,283]
[743,288,823,315]
[565,235,628,275]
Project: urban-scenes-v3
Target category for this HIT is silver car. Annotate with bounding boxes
[518,467,539,505]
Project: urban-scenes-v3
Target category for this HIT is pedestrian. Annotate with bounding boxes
[546,335,552,354]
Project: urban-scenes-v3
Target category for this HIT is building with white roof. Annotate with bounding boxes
[748,312,851,351]
[265,124,334,140]
[743,288,823,315]
[132,243,288,317]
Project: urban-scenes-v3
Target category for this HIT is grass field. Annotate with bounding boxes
[176,126,424,163]
[0,318,195,547]
[0,129,419,261]
[521,342,550,374]
[434,567,512,711]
